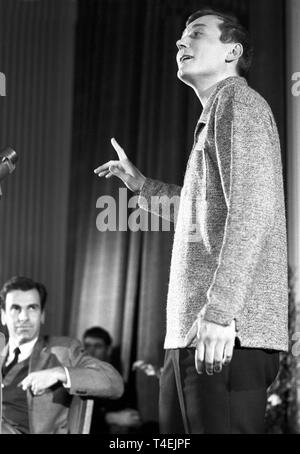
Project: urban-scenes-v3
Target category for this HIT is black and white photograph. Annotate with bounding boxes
[0,0,299,439]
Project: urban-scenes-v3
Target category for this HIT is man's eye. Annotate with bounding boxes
[190,31,202,38]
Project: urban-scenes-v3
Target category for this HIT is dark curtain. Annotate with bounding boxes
[67,0,286,422]
[0,0,76,336]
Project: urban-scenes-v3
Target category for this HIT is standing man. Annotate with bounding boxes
[0,276,124,434]
[94,8,288,434]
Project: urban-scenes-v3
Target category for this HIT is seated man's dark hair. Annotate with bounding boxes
[83,326,112,347]
[0,276,48,310]
[186,7,253,77]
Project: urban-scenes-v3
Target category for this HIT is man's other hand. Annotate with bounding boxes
[94,138,146,193]
[184,317,236,375]
[19,367,67,395]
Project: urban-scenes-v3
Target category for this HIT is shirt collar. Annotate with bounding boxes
[8,336,38,359]
[198,76,248,125]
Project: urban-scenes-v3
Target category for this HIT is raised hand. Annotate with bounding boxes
[94,138,146,193]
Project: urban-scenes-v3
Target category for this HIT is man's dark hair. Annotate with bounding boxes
[83,326,112,347]
[0,276,48,311]
[186,7,253,77]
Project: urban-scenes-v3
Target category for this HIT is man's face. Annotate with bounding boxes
[176,15,235,86]
[1,289,44,345]
[83,336,110,361]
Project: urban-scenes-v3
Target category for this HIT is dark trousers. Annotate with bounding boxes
[159,346,279,434]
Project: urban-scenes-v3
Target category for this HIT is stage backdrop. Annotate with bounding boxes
[0,0,76,335]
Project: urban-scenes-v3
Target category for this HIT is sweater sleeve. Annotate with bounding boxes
[138,177,182,223]
[203,98,277,326]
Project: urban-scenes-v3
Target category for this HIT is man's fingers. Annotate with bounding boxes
[213,342,225,373]
[195,341,205,374]
[94,160,114,174]
[204,341,215,375]
[111,137,128,161]
[94,159,122,175]
[223,340,235,366]
[94,137,128,175]
[97,169,111,178]
[18,377,30,390]
[34,389,45,396]
[184,320,198,347]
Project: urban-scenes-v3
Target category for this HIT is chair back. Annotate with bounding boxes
[68,396,94,434]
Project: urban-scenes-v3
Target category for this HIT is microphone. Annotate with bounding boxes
[0,148,18,197]
[0,148,18,182]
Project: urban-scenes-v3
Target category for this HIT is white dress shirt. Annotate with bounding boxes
[6,337,38,364]
[4,337,71,388]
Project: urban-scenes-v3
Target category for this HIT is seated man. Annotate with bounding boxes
[0,276,124,434]
[83,326,141,434]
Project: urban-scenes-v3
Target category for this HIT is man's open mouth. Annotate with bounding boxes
[180,55,193,63]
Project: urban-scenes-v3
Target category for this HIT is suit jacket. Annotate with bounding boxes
[0,335,124,434]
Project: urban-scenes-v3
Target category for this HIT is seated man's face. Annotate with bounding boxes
[1,289,45,345]
[84,336,110,361]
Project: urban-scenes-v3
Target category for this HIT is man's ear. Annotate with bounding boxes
[41,310,45,325]
[225,43,243,63]
[1,309,6,326]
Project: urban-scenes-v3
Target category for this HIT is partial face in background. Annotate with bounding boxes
[84,336,110,361]
[1,289,45,345]
[176,15,237,86]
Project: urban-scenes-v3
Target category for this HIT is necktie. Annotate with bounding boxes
[2,347,21,377]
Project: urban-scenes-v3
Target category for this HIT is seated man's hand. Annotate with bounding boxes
[19,367,67,395]
[94,138,146,193]
[132,360,162,378]
[185,315,236,375]
[105,408,141,427]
